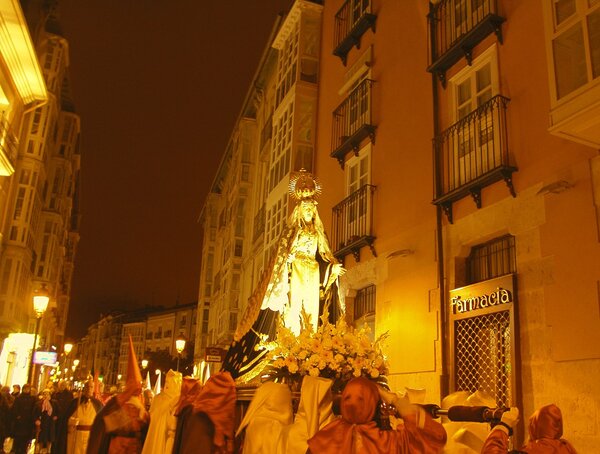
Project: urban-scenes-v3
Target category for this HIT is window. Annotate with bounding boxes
[450,46,500,185]
[466,235,516,284]
[354,284,376,340]
[346,147,371,230]
[270,103,294,192]
[276,23,299,106]
[265,193,288,255]
[202,308,209,334]
[229,313,237,332]
[453,0,488,38]
[549,0,600,99]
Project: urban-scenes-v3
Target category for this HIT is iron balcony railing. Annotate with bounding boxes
[331,79,376,167]
[433,95,516,222]
[332,184,376,262]
[333,0,377,64]
[428,0,505,84]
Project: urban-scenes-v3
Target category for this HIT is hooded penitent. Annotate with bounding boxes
[141,370,182,454]
[307,377,447,454]
[124,335,143,399]
[278,375,335,454]
[172,372,236,454]
[236,382,293,454]
[523,404,577,454]
[86,336,149,454]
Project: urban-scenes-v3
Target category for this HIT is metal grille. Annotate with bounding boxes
[455,310,512,407]
[354,284,376,320]
[467,235,515,284]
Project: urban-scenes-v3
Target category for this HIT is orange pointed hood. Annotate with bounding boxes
[125,335,142,396]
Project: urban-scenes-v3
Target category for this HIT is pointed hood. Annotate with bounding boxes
[144,371,151,390]
[153,371,162,395]
[92,370,102,400]
[124,335,142,397]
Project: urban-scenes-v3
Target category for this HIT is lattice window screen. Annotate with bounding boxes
[454,310,512,407]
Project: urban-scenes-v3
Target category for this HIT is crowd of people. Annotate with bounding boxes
[0,372,578,454]
[0,379,118,454]
[1,381,70,454]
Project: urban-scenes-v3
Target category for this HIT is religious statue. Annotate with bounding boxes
[222,170,345,381]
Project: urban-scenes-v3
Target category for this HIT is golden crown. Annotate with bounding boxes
[289,169,322,201]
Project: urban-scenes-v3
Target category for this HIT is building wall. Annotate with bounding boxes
[0,1,80,365]
[315,0,441,397]
[313,0,600,449]
[196,0,324,361]
[193,0,599,447]
[0,0,48,345]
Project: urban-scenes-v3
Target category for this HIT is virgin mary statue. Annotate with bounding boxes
[222,170,345,381]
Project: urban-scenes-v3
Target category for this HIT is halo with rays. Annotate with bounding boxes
[289,169,322,201]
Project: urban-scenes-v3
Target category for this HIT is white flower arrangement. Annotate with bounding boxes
[257,307,389,391]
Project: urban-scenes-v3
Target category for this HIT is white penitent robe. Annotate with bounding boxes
[236,382,293,454]
[141,370,182,454]
[278,376,335,454]
[67,400,98,454]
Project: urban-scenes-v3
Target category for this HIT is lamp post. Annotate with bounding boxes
[175,334,186,372]
[63,342,73,376]
[27,284,50,385]
[141,359,148,370]
[64,342,73,355]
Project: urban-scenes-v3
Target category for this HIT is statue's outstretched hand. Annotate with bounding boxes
[332,263,346,277]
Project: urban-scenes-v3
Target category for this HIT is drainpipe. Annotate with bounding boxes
[429,2,449,400]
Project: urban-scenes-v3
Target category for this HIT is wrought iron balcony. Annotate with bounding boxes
[433,95,516,223]
[428,0,505,86]
[331,79,376,168]
[332,184,376,262]
[333,0,377,65]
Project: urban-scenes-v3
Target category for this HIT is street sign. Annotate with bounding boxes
[33,351,58,365]
[205,347,225,362]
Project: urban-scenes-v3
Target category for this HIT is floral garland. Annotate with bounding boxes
[256,308,389,391]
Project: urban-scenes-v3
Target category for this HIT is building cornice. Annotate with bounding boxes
[0,0,48,104]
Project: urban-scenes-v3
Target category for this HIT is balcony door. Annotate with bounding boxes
[348,74,370,138]
[451,47,500,186]
[454,0,487,38]
[346,151,370,242]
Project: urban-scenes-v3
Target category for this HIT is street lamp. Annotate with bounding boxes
[141,359,148,369]
[63,342,73,377]
[175,334,186,372]
[27,284,50,385]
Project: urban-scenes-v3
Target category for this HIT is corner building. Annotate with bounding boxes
[314,0,599,449]
[0,0,80,387]
[196,0,324,361]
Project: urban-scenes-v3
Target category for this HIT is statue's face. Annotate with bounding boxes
[300,203,316,223]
